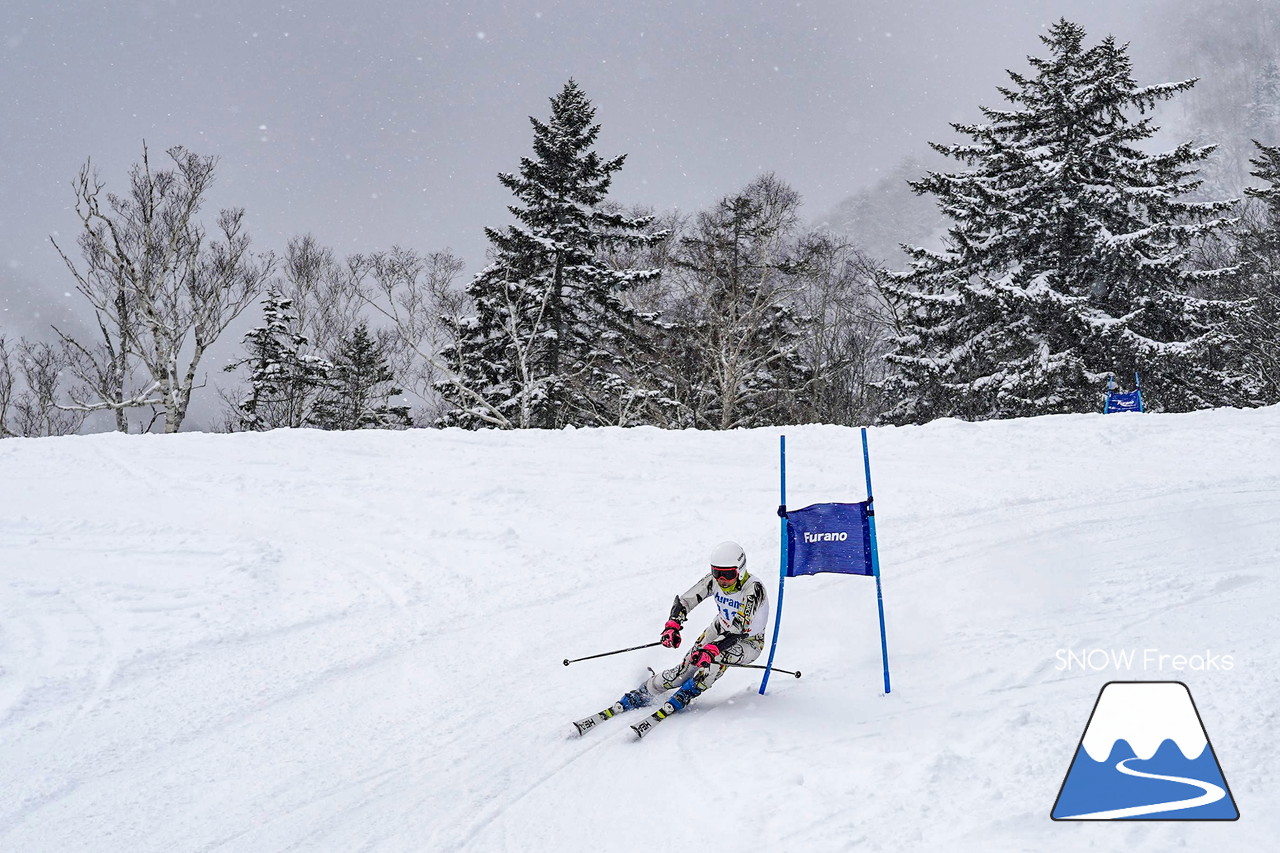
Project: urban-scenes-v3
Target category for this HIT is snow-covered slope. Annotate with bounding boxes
[2,409,1276,852]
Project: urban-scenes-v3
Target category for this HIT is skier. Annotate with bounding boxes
[617,540,769,714]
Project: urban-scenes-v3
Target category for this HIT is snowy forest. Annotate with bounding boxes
[4,9,1280,437]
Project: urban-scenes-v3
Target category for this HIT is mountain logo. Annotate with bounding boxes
[1051,681,1239,821]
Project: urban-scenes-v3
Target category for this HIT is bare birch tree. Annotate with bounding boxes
[661,174,811,429]
[789,235,894,425]
[352,246,466,425]
[0,335,14,437]
[52,144,272,433]
[277,234,365,362]
[0,336,86,437]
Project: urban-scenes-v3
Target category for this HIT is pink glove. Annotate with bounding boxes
[661,620,682,648]
[690,643,722,668]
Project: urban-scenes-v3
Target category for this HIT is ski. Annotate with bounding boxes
[630,703,676,739]
[572,701,629,736]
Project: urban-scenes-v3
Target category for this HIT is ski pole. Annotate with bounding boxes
[726,663,802,678]
[563,641,663,666]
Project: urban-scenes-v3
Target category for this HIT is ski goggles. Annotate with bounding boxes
[711,566,739,582]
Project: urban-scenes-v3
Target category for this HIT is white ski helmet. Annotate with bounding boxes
[709,540,747,572]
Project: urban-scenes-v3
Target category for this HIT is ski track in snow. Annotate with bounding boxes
[0,411,1277,851]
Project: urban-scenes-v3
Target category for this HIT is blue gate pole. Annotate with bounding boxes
[862,428,891,695]
[1134,372,1144,413]
[759,434,787,696]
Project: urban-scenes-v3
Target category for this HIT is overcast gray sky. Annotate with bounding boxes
[3,0,1170,339]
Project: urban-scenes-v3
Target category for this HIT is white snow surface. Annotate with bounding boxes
[2,408,1277,852]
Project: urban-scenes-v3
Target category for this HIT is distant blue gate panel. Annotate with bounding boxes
[1105,391,1143,413]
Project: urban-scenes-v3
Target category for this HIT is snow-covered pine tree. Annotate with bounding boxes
[663,174,811,429]
[879,19,1245,424]
[437,79,663,429]
[1235,140,1280,399]
[1245,62,1280,146]
[312,322,411,430]
[225,289,333,430]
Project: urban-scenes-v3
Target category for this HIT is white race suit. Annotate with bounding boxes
[643,570,770,695]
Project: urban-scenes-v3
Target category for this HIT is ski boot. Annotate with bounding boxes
[618,684,652,711]
[665,676,704,712]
